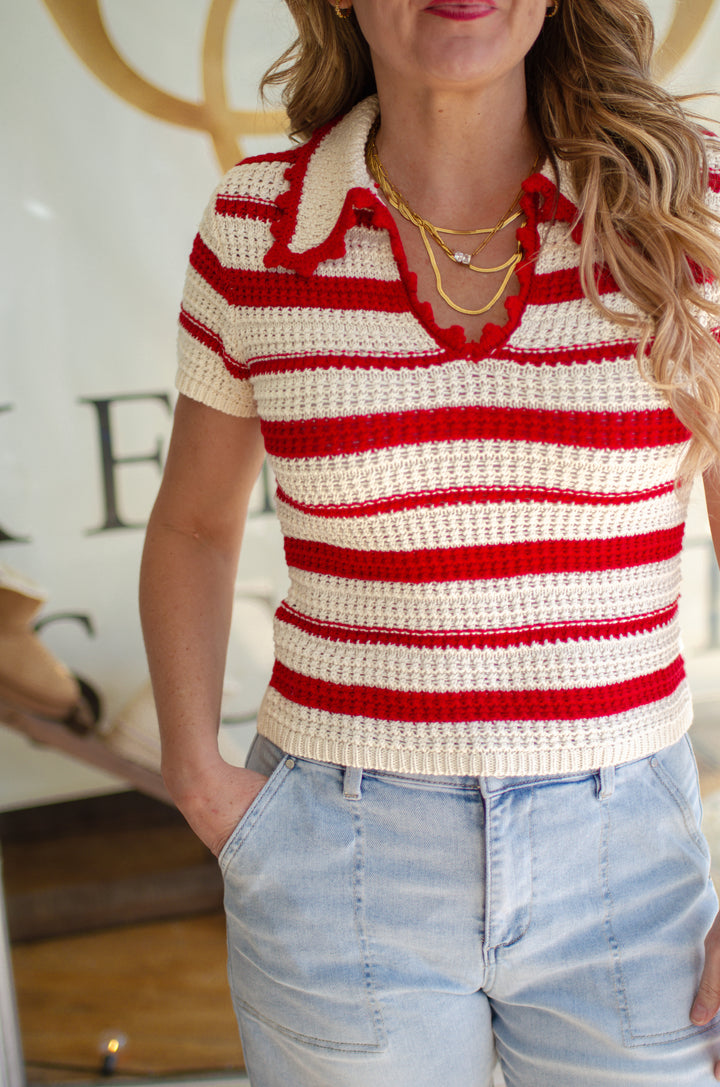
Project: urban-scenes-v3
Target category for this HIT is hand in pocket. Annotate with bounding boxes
[170,760,270,857]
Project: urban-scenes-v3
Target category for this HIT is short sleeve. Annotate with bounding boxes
[176,182,258,418]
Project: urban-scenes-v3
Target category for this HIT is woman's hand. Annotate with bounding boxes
[140,399,269,856]
[165,759,270,858]
[691,909,720,1079]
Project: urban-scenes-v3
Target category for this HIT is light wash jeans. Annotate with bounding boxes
[219,732,720,1086]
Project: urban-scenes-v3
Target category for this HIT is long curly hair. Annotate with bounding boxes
[263,0,720,478]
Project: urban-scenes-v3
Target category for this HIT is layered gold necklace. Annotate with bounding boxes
[365,118,533,317]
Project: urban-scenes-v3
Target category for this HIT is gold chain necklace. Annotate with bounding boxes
[365,118,534,317]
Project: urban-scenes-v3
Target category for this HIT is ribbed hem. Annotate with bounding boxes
[175,370,258,418]
[256,688,694,778]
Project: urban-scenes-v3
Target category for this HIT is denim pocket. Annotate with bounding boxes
[217,741,292,874]
[222,755,387,1052]
[603,738,718,1047]
[649,734,708,860]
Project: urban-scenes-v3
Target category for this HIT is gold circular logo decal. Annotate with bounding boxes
[654,0,716,80]
[41,0,287,171]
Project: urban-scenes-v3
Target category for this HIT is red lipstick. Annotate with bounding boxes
[425,0,497,19]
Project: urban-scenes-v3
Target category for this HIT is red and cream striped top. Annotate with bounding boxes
[176,96,719,776]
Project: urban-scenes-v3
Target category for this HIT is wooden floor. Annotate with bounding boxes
[12,914,243,1083]
[5,712,720,1086]
[2,792,245,1085]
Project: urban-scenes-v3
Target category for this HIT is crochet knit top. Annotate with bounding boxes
[176,96,719,777]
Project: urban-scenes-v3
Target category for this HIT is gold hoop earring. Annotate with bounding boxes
[546,1,559,16]
[334,1,352,17]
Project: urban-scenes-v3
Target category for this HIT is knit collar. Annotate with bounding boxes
[264,95,581,278]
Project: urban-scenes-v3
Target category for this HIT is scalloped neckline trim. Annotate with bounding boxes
[263,96,581,357]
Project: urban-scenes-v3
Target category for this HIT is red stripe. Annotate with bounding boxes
[284,525,684,582]
[709,169,720,193]
[178,308,248,379]
[192,235,612,316]
[269,657,685,723]
[275,481,675,519]
[497,340,643,365]
[275,601,679,651]
[522,172,579,227]
[217,195,379,230]
[261,404,689,459]
[190,234,407,311]
[188,233,225,292]
[249,350,446,375]
[226,269,407,311]
[530,264,618,305]
[216,196,279,221]
[247,339,642,373]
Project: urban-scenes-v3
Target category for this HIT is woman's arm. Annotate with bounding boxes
[139,393,268,855]
[691,463,720,1073]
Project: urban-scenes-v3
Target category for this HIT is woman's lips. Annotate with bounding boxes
[424,0,497,19]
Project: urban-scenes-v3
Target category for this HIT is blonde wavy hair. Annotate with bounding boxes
[263,0,720,478]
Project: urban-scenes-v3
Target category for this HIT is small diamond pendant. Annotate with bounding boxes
[453,251,472,265]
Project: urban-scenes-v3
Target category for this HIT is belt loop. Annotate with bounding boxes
[343,766,364,801]
[597,764,615,800]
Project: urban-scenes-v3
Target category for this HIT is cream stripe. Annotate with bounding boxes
[272,613,681,693]
[253,354,666,421]
[314,228,401,281]
[215,215,278,268]
[216,217,403,283]
[240,302,639,370]
[176,331,256,417]
[271,440,689,506]
[511,294,641,348]
[182,265,236,340]
[284,558,682,632]
[532,222,579,272]
[275,489,683,550]
[237,308,442,360]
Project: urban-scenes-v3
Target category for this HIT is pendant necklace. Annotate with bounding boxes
[366,118,537,318]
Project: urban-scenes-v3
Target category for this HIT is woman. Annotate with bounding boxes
[140,0,720,1083]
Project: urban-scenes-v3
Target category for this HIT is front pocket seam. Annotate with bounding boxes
[650,756,707,856]
[218,757,293,872]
